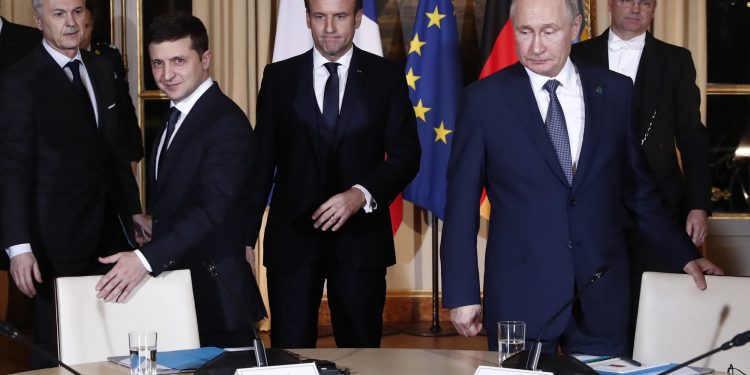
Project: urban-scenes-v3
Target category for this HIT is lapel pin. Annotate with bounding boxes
[595,86,603,94]
[356,68,363,74]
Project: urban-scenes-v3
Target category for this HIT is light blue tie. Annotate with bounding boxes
[543,79,573,185]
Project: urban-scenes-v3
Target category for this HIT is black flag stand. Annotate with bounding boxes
[403,212,457,337]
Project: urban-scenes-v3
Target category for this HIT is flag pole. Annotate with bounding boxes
[403,211,457,336]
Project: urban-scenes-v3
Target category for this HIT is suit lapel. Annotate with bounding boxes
[81,51,103,132]
[632,33,661,134]
[573,66,605,189]
[38,48,93,129]
[152,84,219,200]
[505,63,570,186]
[293,50,324,168]
[332,47,365,150]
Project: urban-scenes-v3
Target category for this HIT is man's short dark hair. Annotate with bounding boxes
[147,13,209,56]
[304,0,363,12]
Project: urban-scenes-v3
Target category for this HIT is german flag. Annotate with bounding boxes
[479,0,518,80]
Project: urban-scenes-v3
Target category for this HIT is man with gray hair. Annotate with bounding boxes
[441,0,721,356]
[0,0,143,367]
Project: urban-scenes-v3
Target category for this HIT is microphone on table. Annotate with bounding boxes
[502,265,610,375]
[656,330,750,375]
[0,319,83,375]
[203,260,268,367]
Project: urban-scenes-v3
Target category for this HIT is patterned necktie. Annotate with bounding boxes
[322,62,341,128]
[157,107,181,178]
[64,60,96,125]
[543,79,574,185]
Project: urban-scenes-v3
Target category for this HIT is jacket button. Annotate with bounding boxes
[569,198,576,206]
[567,241,574,249]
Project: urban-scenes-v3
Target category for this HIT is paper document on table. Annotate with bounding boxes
[577,357,699,375]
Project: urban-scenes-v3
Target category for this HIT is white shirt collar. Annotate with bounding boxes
[525,58,578,94]
[42,38,83,68]
[172,77,214,116]
[312,45,354,71]
[0,18,4,34]
[608,30,646,48]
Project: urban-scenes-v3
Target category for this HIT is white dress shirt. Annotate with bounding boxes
[5,41,100,259]
[311,46,376,213]
[525,58,586,172]
[608,31,646,83]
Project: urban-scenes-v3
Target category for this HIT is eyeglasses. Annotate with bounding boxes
[728,365,747,375]
[617,0,656,10]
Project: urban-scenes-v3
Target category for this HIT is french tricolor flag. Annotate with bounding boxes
[272,0,383,62]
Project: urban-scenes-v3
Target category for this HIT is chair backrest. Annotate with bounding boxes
[633,272,750,370]
[56,269,200,365]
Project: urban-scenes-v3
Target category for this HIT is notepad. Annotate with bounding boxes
[581,358,698,375]
[108,347,226,374]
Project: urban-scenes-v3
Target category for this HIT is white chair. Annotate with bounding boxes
[56,269,200,365]
[633,272,750,370]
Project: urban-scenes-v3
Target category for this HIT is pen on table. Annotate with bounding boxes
[621,358,642,367]
[582,356,613,364]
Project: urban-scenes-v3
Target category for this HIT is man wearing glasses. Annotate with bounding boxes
[572,0,711,354]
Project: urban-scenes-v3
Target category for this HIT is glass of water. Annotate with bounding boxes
[498,321,525,366]
[129,330,157,375]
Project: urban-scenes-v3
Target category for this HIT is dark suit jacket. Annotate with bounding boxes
[251,47,420,271]
[142,83,266,334]
[0,18,41,269]
[92,42,144,162]
[0,18,41,72]
[571,30,711,218]
[440,62,699,351]
[0,46,140,275]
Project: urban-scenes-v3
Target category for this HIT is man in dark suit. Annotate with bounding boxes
[0,0,142,367]
[0,9,41,272]
[570,0,710,352]
[251,0,420,348]
[441,0,721,357]
[81,0,144,174]
[95,13,266,348]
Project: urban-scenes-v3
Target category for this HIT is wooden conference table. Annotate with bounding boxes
[13,348,500,374]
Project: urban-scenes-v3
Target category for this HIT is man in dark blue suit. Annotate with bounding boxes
[440,0,722,356]
[94,13,266,348]
[251,0,420,349]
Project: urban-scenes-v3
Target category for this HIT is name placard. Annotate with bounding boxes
[475,366,555,375]
[235,363,320,375]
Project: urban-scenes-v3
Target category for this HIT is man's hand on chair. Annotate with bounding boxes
[96,252,149,302]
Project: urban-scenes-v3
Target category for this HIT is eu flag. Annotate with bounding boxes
[402,0,463,219]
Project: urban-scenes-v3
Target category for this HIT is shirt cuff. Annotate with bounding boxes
[6,243,32,259]
[133,250,153,273]
[353,184,377,213]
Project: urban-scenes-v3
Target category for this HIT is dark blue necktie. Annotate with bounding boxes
[157,107,181,178]
[322,62,340,128]
[65,60,96,125]
[543,79,574,185]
